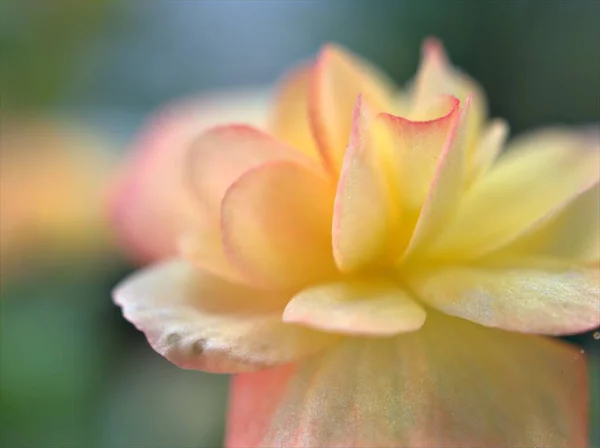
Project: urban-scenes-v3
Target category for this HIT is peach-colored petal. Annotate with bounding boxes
[410,38,486,159]
[110,91,269,262]
[227,312,587,447]
[332,96,400,271]
[408,264,600,335]
[188,124,311,220]
[377,96,460,219]
[185,125,318,284]
[221,160,337,290]
[271,65,321,162]
[282,279,426,336]
[400,96,470,261]
[309,44,395,174]
[430,129,600,260]
[113,259,337,373]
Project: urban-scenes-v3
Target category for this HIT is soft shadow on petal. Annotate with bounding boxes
[309,44,396,175]
[177,224,247,285]
[408,264,600,335]
[333,95,401,271]
[221,160,337,290]
[467,119,509,183]
[227,311,587,448]
[430,129,600,260]
[110,91,269,262]
[113,259,337,373]
[283,279,426,336]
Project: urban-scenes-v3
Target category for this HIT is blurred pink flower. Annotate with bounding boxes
[0,118,114,281]
[112,40,598,447]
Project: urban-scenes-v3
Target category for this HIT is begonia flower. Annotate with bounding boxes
[112,39,599,447]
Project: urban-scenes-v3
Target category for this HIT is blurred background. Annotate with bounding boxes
[1,1,599,446]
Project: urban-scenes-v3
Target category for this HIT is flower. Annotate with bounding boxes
[112,39,599,447]
[0,118,114,283]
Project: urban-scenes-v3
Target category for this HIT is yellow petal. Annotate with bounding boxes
[270,64,321,162]
[227,311,588,447]
[221,160,337,290]
[332,96,400,271]
[498,181,600,263]
[309,44,395,174]
[400,96,471,261]
[283,279,426,336]
[113,259,336,373]
[431,129,600,260]
[377,96,460,216]
[408,264,600,335]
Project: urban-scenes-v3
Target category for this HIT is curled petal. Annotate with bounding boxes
[310,44,396,174]
[333,95,400,271]
[221,160,337,290]
[401,96,471,261]
[408,264,600,335]
[283,279,426,336]
[377,96,460,216]
[110,91,269,262]
[411,38,486,157]
[227,312,588,447]
[431,129,600,260]
[113,259,337,373]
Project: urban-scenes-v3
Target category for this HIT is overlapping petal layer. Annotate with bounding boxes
[188,125,312,219]
[400,96,471,261]
[114,259,337,373]
[379,96,460,215]
[332,96,400,271]
[185,125,328,286]
[407,264,600,335]
[227,312,587,447]
[310,44,395,174]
